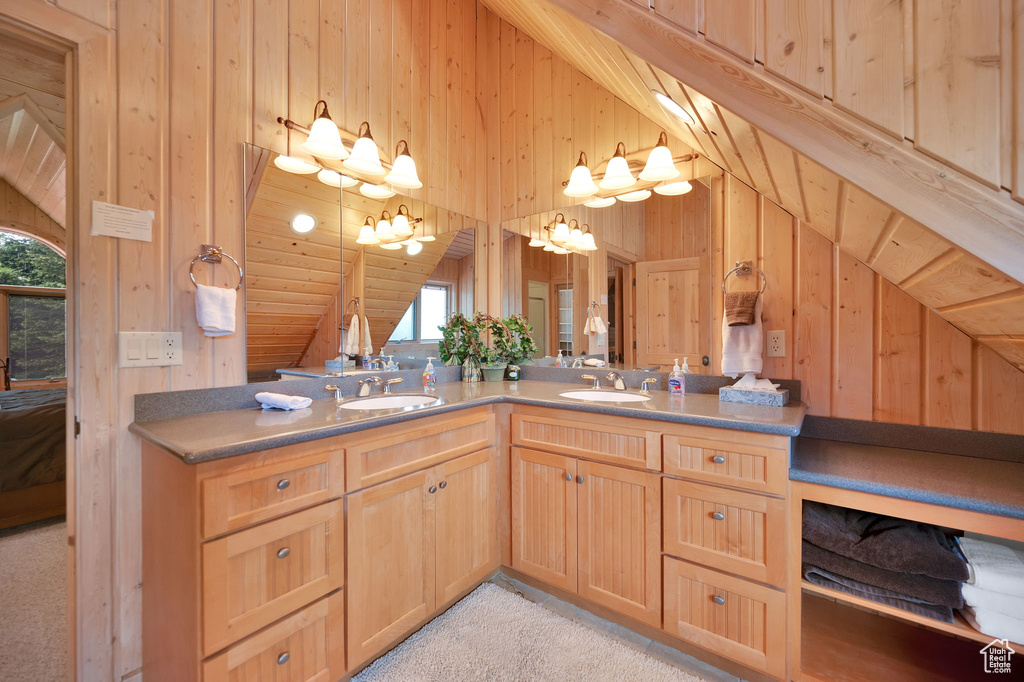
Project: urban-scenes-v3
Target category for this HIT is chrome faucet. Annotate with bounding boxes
[325,384,343,400]
[356,376,382,397]
[581,374,600,389]
[571,357,584,368]
[606,371,626,391]
[640,378,658,393]
[383,377,404,394]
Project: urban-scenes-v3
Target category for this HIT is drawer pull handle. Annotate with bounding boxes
[277,548,291,559]
[277,478,290,490]
[565,473,573,481]
[577,475,584,484]
[712,512,726,521]
[439,481,447,489]
[713,595,726,606]
[277,652,290,665]
[712,456,726,464]
[429,486,437,494]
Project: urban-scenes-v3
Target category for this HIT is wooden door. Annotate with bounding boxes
[346,469,435,668]
[576,460,662,627]
[510,447,578,592]
[635,257,709,370]
[435,449,499,604]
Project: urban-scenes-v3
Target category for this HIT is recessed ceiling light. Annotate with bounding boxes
[653,91,695,125]
[290,213,317,234]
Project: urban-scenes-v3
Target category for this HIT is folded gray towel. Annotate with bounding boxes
[803,501,968,581]
[803,541,964,608]
[803,563,955,623]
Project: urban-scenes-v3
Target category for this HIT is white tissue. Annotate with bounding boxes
[732,372,780,392]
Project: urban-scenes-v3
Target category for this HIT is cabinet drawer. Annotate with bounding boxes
[345,408,495,491]
[203,590,345,682]
[201,450,344,539]
[202,500,344,656]
[663,479,786,586]
[663,557,785,679]
[663,433,787,494]
[512,407,661,470]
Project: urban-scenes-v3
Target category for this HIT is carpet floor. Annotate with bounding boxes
[353,582,705,682]
[0,518,67,682]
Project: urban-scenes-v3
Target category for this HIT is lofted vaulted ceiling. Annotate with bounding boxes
[480,0,1024,371]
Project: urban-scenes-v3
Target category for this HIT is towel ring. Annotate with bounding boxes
[722,261,766,295]
[189,244,243,290]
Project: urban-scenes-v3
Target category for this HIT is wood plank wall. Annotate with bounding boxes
[0,178,66,252]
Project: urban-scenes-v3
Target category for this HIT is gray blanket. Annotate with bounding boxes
[0,388,66,492]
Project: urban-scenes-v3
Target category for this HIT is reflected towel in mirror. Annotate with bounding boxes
[362,315,373,355]
[344,314,361,355]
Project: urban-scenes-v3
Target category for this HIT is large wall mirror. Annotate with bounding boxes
[243,143,482,382]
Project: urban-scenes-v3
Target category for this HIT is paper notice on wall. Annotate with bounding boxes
[91,200,154,241]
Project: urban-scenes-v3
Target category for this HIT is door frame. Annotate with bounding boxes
[0,6,115,680]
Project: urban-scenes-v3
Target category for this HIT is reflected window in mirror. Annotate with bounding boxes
[557,284,574,355]
[387,284,451,344]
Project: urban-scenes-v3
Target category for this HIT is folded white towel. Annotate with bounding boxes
[254,392,313,411]
[964,583,1024,619]
[344,315,360,355]
[583,358,606,367]
[362,315,373,356]
[960,537,1024,598]
[195,284,236,337]
[963,607,1024,645]
[591,314,607,335]
[255,407,312,426]
[722,295,763,378]
[584,315,593,335]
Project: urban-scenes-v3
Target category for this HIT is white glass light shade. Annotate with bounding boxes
[339,174,359,188]
[639,144,679,182]
[599,151,635,190]
[581,232,598,251]
[583,196,616,208]
[528,238,546,247]
[379,242,403,250]
[317,168,342,188]
[274,154,320,174]
[344,135,386,176]
[301,117,348,160]
[552,246,570,255]
[654,180,693,196]
[617,189,652,203]
[356,223,380,244]
[416,235,436,242]
[385,153,422,189]
[568,227,584,246]
[542,242,556,252]
[406,240,423,256]
[564,163,599,198]
[552,217,570,241]
[374,216,393,239]
[391,212,413,237]
[290,213,317,234]
[359,182,397,199]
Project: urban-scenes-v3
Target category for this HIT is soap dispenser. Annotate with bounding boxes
[556,350,566,368]
[422,357,437,391]
[668,358,685,395]
[385,355,397,371]
[681,357,691,374]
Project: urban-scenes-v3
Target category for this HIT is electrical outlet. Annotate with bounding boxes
[766,330,786,358]
[119,332,183,367]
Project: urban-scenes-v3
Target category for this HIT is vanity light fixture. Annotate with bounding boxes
[290,213,317,234]
[552,213,570,241]
[344,122,386,176]
[374,211,394,239]
[653,91,695,125]
[356,217,381,245]
[567,219,585,247]
[564,152,600,197]
[528,237,546,247]
[552,246,570,255]
[391,205,415,237]
[273,154,320,175]
[654,180,693,196]
[359,182,397,199]
[316,168,357,189]
[584,195,616,208]
[385,141,423,189]
[301,100,348,160]
[599,142,636,191]
[379,242,404,250]
[580,226,598,251]
[617,188,652,202]
[639,132,680,182]
[406,240,423,256]
[542,242,557,252]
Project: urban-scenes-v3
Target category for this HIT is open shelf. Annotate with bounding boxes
[802,580,1023,650]
[802,593,997,682]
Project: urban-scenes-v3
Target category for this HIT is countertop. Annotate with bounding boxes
[129,380,807,464]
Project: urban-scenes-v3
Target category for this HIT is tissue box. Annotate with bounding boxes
[719,386,789,407]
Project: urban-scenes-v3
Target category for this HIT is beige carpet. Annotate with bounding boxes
[353,582,704,682]
[0,519,67,682]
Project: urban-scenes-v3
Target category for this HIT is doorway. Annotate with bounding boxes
[527,281,548,358]
[607,255,634,367]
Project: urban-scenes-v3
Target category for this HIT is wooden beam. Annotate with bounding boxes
[546,0,1024,286]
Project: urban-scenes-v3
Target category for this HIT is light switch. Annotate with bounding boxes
[127,338,142,360]
[145,338,160,359]
[119,332,184,367]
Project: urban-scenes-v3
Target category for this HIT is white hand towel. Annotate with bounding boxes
[963,607,1024,645]
[963,583,1024,619]
[960,537,1024,597]
[592,315,608,335]
[254,392,313,410]
[722,295,763,378]
[362,315,373,356]
[583,358,606,367]
[344,315,360,355]
[584,314,593,335]
[195,284,236,337]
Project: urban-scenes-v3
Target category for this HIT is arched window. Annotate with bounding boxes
[0,231,66,383]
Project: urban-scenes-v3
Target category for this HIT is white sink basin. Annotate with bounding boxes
[559,390,651,403]
[339,394,441,411]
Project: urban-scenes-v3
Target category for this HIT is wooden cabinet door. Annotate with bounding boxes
[577,460,662,627]
[635,257,709,371]
[511,447,578,592]
[346,469,435,668]
[434,449,499,604]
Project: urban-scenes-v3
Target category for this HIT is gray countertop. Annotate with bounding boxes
[129,380,807,464]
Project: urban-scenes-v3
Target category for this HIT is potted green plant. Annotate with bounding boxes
[479,314,512,382]
[502,314,538,365]
[437,312,483,382]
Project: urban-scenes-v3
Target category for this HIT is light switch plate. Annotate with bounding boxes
[119,332,183,367]
[766,330,786,358]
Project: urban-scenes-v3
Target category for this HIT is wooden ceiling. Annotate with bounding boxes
[0,30,66,229]
[480,0,1024,371]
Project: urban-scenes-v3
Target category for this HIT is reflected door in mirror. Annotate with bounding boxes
[635,257,709,371]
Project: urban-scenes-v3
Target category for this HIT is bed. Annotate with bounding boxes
[0,388,66,529]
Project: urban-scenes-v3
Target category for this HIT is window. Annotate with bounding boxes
[388,284,451,343]
[0,232,67,381]
[557,284,574,354]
